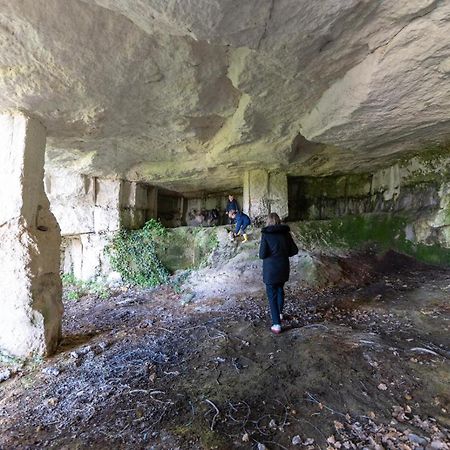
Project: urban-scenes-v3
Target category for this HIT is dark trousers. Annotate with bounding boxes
[265,283,285,326]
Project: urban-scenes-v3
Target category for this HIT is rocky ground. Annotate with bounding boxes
[0,252,449,450]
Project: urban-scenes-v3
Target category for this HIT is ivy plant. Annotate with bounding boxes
[106,219,170,287]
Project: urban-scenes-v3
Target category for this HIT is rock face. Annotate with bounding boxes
[46,172,161,280]
[0,113,63,357]
[0,0,449,192]
[289,149,450,250]
[243,170,288,222]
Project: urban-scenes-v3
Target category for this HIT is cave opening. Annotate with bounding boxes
[1,0,450,447]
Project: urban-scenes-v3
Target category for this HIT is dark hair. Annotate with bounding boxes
[266,213,281,226]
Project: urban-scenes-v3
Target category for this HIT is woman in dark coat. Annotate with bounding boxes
[259,213,298,334]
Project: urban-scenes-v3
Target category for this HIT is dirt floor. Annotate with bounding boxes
[0,253,449,449]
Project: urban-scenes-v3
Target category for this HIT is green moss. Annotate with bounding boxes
[345,173,372,197]
[399,143,450,186]
[405,142,450,166]
[154,227,219,272]
[291,214,450,266]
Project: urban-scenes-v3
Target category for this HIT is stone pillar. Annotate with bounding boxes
[243,169,289,221]
[120,181,148,229]
[0,112,63,357]
[147,186,158,219]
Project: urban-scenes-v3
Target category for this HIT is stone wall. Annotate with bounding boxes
[288,150,450,249]
[243,169,288,222]
[157,189,185,228]
[46,171,159,281]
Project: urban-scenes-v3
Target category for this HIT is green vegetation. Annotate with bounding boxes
[106,219,170,287]
[154,227,219,272]
[291,214,450,266]
[62,273,110,300]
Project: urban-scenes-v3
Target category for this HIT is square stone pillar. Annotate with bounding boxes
[243,169,288,221]
[147,186,158,220]
[0,112,63,357]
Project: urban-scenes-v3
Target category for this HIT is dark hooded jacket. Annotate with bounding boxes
[259,224,299,285]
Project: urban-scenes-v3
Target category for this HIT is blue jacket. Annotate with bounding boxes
[259,224,298,285]
[226,199,239,213]
[235,212,251,234]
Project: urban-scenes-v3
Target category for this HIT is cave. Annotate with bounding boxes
[0,1,449,448]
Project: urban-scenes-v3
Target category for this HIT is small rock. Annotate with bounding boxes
[269,419,277,429]
[378,383,388,391]
[242,433,249,442]
[407,433,427,446]
[46,397,58,407]
[292,435,302,445]
[107,271,122,285]
[42,367,60,377]
[303,438,315,445]
[257,443,267,450]
[97,341,108,351]
[0,368,11,382]
[79,345,92,355]
[430,441,446,449]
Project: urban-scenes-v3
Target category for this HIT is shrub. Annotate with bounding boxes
[106,219,170,287]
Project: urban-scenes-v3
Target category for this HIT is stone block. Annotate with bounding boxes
[121,208,146,229]
[0,113,63,358]
[94,206,121,232]
[95,178,121,207]
[79,233,111,280]
[269,171,288,219]
[243,169,288,220]
[147,186,158,219]
[62,233,113,281]
[121,181,148,209]
[46,171,96,235]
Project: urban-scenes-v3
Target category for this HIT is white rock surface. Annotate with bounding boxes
[0,113,63,358]
[243,169,288,221]
[0,0,448,191]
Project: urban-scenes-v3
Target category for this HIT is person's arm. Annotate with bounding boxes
[259,235,269,259]
[287,233,299,257]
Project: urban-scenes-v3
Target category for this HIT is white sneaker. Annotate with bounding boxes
[271,324,282,334]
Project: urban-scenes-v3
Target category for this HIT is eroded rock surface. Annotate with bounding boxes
[0,113,63,357]
[0,0,449,191]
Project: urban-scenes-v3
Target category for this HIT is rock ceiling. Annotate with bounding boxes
[0,0,449,192]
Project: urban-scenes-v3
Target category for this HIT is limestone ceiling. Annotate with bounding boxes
[0,0,449,192]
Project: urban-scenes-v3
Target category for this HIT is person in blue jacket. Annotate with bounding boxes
[226,194,240,215]
[226,194,240,224]
[229,210,251,242]
[259,213,298,334]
